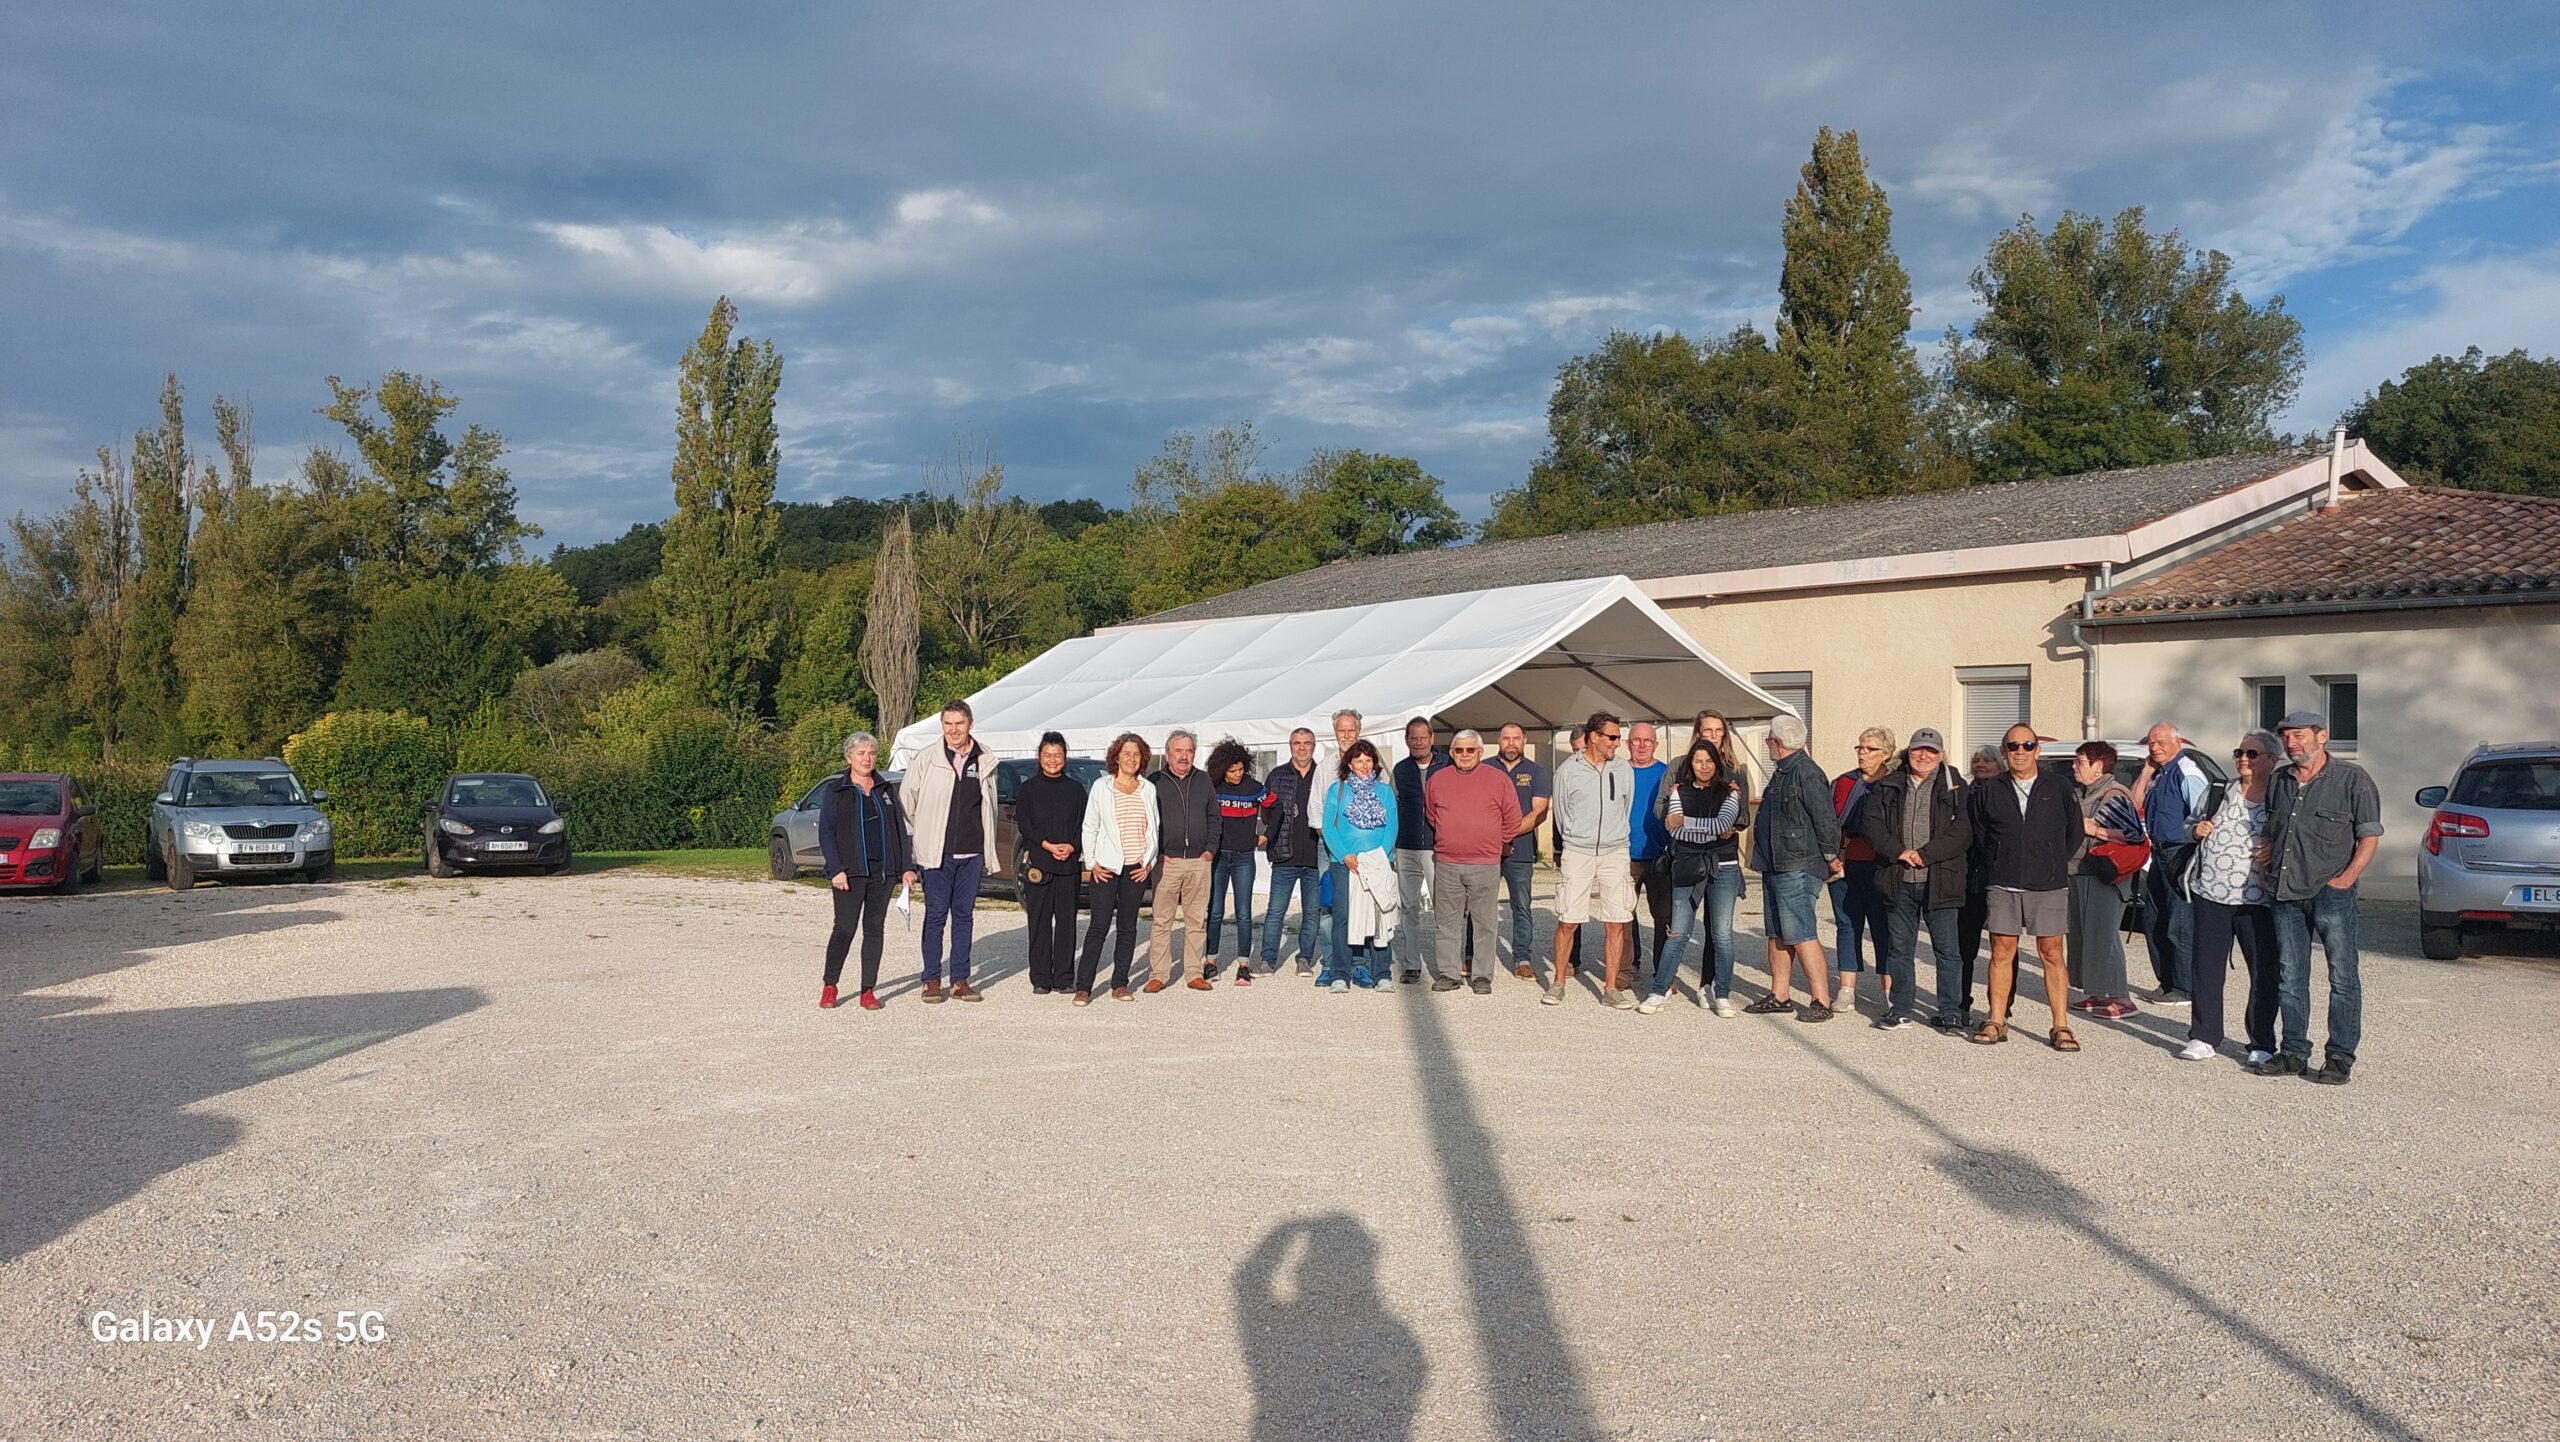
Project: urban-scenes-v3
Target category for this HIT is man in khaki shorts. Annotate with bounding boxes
[1547,711,1637,1008]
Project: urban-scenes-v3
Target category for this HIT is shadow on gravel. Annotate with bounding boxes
[1397,978,1605,1442]
[0,986,485,1263]
[1234,1213,1426,1442]
[1773,1028,2428,1442]
[1,884,339,1007]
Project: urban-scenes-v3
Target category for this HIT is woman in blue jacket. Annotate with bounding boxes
[817,732,918,1011]
[1320,739,1400,993]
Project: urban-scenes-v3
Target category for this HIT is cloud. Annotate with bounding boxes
[2293,247,2560,427]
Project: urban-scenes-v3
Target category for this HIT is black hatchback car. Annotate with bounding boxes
[423,773,571,876]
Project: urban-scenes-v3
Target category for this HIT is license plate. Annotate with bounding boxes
[2525,886,2560,906]
[236,841,290,854]
[485,840,530,852]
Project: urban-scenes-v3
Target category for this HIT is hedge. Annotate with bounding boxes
[284,710,449,858]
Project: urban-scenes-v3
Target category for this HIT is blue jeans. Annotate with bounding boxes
[1206,850,1258,959]
[2272,883,2362,1064]
[1653,864,1741,999]
[919,853,984,983]
[1502,856,1537,970]
[1764,868,1823,946]
[1829,859,1886,972]
[1260,863,1321,966]
[1883,880,1963,1021]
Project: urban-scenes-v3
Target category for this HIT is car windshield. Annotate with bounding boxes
[2450,759,2560,812]
[0,779,63,815]
[183,771,306,807]
[449,777,549,808]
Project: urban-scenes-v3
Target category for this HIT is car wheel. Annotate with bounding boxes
[769,834,795,880]
[167,851,196,891]
[145,837,167,881]
[83,844,104,883]
[2420,924,2464,961]
[307,859,336,883]
[426,837,457,879]
[54,856,81,896]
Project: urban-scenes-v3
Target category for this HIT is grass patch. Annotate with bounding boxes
[573,848,781,881]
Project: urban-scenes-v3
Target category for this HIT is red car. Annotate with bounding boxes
[0,772,107,893]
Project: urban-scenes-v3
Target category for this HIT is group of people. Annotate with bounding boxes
[809,697,2381,1082]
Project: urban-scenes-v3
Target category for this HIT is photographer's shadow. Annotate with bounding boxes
[1234,1213,1425,1442]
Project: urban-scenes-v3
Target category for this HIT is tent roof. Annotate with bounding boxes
[890,576,1790,766]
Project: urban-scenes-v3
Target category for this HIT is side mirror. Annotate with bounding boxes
[421,802,437,816]
[155,792,175,805]
[74,803,95,818]
[2414,786,2447,809]
[554,798,572,815]
[311,790,330,803]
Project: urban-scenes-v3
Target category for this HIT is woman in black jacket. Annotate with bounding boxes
[1012,731,1087,996]
[817,731,917,1011]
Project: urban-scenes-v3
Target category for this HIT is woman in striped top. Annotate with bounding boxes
[1648,741,1746,1014]
[1075,732,1159,1005]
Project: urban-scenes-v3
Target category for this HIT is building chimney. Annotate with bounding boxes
[2325,424,2348,509]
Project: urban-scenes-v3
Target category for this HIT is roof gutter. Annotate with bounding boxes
[2085,590,2560,627]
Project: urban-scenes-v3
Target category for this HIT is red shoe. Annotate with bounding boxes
[2068,995,2103,1013]
[1111,986,1133,1001]
[819,984,839,1009]
[858,990,883,1011]
[1186,976,1213,991]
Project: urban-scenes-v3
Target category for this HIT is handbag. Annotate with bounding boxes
[2084,836,2151,885]
[1669,843,1713,888]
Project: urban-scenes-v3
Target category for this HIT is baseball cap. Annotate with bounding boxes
[1908,727,1947,753]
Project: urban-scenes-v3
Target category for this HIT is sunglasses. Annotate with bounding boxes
[2003,741,2039,752]
[1451,745,1481,754]
[1599,731,1622,742]
[2234,748,2266,759]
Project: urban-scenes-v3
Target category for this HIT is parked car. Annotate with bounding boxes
[0,772,107,894]
[770,757,1124,899]
[2415,741,2560,959]
[147,758,335,889]
[423,772,571,877]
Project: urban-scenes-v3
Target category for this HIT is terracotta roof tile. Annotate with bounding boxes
[2091,487,2560,618]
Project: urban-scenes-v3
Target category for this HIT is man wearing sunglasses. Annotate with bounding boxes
[1547,711,1637,1007]
[1969,723,2082,1050]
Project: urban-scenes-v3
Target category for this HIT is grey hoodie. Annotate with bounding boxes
[1552,751,1634,854]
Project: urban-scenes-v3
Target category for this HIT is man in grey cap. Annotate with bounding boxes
[2256,710,2382,1084]
[1858,727,1974,1030]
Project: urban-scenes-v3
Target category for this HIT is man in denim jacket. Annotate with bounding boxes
[2256,710,2383,1085]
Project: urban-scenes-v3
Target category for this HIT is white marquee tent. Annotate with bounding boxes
[890,575,1791,768]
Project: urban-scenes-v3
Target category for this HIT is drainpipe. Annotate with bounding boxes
[2078,562,2112,740]
[2325,424,2347,509]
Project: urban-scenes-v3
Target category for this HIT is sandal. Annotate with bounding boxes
[1968,1020,2008,1045]
[1743,993,1795,1015]
[2050,1025,2080,1052]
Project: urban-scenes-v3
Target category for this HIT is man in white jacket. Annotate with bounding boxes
[900,700,1002,1004]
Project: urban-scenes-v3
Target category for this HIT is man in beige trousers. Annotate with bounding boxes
[1146,730,1220,991]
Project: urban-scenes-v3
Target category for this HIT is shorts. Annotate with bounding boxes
[1556,849,1635,925]
[1988,886,2069,939]
[1763,869,1823,946]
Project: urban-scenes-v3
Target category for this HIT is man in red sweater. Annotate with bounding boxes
[1425,728,1524,995]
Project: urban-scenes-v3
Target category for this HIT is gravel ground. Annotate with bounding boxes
[3,869,2554,1441]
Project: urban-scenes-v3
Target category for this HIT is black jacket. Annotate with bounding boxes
[1151,765,1218,859]
[1861,766,1972,911]
[1971,768,2077,893]
[1012,770,1087,872]
[818,773,912,879]
[1261,761,1324,867]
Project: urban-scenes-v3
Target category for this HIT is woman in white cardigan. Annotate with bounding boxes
[1074,731,1160,1005]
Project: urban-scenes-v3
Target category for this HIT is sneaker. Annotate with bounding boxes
[1875,1011,1914,1031]
[950,981,982,1002]
[1401,969,1422,985]
[1072,990,1092,1007]
[1031,986,1053,996]
[819,984,839,1010]
[1711,996,1737,1017]
[2309,1059,2354,1086]
[1637,993,1666,1015]
[2245,1048,2272,1067]
[2150,989,2193,1008]
[1111,985,1133,1002]
[2177,1040,2216,1062]
[1743,993,1794,1015]
[1234,966,1253,987]
[1329,977,1351,995]
[858,990,883,1011]
[1431,975,1461,992]
[1540,980,1567,1006]
[1351,966,1375,990]
[1797,1001,1834,1023]
[1607,989,1637,1011]
[2254,1052,2306,1077]
[1296,960,1316,977]
[921,979,946,1004]
[1469,974,1492,995]
[1927,1012,1959,1033]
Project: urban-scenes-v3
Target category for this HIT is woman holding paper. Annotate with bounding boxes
[816,731,918,1011]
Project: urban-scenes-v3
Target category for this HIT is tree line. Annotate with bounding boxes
[4,127,2553,800]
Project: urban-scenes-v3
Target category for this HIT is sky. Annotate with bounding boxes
[3,2,2556,546]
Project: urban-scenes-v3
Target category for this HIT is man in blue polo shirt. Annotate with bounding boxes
[1493,723,1552,981]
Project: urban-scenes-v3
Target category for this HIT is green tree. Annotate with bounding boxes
[657,297,784,718]
[118,375,193,756]
[0,510,83,754]
[1123,424,1324,614]
[1945,207,2305,481]
[326,371,535,584]
[917,440,1040,665]
[1300,450,1463,559]
[1778,127,1928,496]
[2341,347,2560,496]
[860,510,920,738]
[775,561,874,727]
[61,447,138,756]
[335,574,529,727]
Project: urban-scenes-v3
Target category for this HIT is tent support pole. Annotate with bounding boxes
[1557,650,1674,722]
[1486,681,1554,729]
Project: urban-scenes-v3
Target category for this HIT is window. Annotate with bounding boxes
[1750,671,1812,738]
[2319,676,2359,750]
[1957,666,2032,760]
[2248,678,2288,734]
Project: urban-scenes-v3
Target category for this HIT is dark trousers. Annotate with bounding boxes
[2190,896,2278,1051]
[1022,873,1080,991]
[1076,866,1147,993]
[823,871,894,991]
[1883,881,1964,1021]
[920,853,984,982]
[2143,846,2197,995]
[1958,884,1988,976]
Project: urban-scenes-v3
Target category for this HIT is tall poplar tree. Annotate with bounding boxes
[861,510,919,739]
[62,447,137,756]
[118,374,193,756]
[1776,128,1926,496]
[658,297,784,719]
